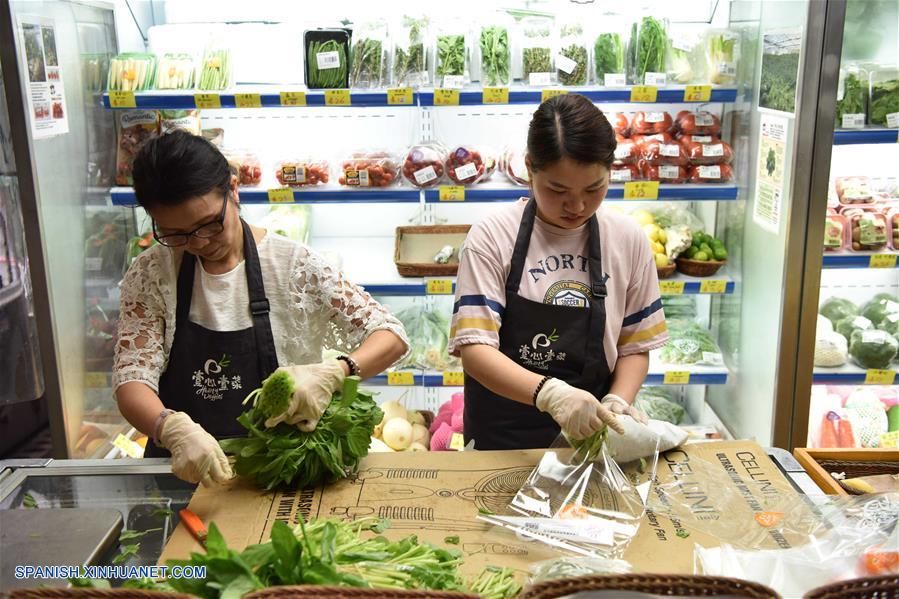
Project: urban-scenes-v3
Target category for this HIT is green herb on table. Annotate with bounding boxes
[22,493,37,508]
[479,26,510,87]
[870,79,899,126]
[436,35,466,78]
[568,427,609,463]
[467,565,522,599]
[634,17,666,82]
[119,528,162,542]
[112,543,140,565]
[444,535,460,545]
[594,33,625,81]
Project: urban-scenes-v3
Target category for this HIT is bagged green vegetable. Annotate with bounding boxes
[394,304,459,371]
[850,329,899,369]
[521,17,555,86]
[556,24,589,86]
[479,22,511,87]
[659,320,722,365]
[869,74,899,127]
[197,43,231,91]
[351,21,389,89]
[434,22,469,88]
[860,293,899,326]
[835,315,874,342]
[393,16,430,87]
[631,16,667,84]
[305,29,350,89]
[835,66,868,128]
[635,388,686,425]
[108,53,156,92]
[705,29,739,85]
[594,29,627,86]
[820,297,859,326]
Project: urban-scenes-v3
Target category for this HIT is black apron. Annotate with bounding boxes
[145,219,279,457]
[464,199,613,450]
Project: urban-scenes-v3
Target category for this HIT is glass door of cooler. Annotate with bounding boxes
[793,0,899,452]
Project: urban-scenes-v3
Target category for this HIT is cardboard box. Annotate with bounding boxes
[161,440,797,577]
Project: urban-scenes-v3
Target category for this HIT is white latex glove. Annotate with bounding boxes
[266,360,345,432]
[536,378,625,439]
[159,412,233,486]
[601,393,649,425]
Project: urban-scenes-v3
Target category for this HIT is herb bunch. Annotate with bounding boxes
[436,34,466,77]
[479,26,510,87]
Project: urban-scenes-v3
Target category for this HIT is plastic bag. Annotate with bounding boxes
[198,39,231,90]
[529,556,631,584]
[154,53,195,90]
[402,142,448,188]
[687,164,734,183]
[446,145,491,185]
[392,16,430,88]
[478,19,512,87]
[631,111,673,135]
[159,109,200,136]
[221,149,262,186]
[115,110,158,186]
[274,159,329,187]
[815,331,849,368]
[640,139,689,167]
[500,147,529,186]
[634,388,686,425]
[338,151,400,187]
[556,23,589,86]
[393,304,459,371]
[705,29,740,86]
[108,52,156,91]
[351,20,389,89]
[521,17,555,86]
[434,21,469,88]
[675,110,722,136]
[659,321,722,366]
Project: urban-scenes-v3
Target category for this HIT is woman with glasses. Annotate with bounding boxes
[114,130,408,486]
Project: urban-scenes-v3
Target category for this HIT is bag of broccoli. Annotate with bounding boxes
[835,315,873,342]
[820,297,859,326]
[849,329,899,369]
[861,293,899,327]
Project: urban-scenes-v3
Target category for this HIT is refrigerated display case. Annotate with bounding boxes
[2,0,851,456]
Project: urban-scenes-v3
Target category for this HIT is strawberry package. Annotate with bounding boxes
[221,149,262,187]
[446,145,491,185]
[116,110,159,186]
[275,159,329,187]
[402,143,448,189]
[338,151,400,188]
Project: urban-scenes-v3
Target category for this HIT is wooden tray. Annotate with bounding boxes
[395,225,471,277]
[793,448,899,495]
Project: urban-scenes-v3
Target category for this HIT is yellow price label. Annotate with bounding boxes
[387,371,415,386]
[426,279,454,295]
[443,371,465,386]
[663,371,691,385]
[279,91,307,106]
[387,87,414,105]
[194,93,221,109]
[630,86,659,103]
[324,89,351,106]
[439,185,465,202]
[700,280,727,294]
[85,372,108,388]
[865,369,896,385]
[234,93,261,108]
[267,188,294,203]
[879,430,899,448]
[449,433,466,451]
[659,281,685,295]
[108,90,136,108]
[434,88,460,106]
[623,181,660,200]
[541,88,568,103]
[113,433,143,458]
[482,87,509,104]
[869,254,897,268]
[684,85,712,102]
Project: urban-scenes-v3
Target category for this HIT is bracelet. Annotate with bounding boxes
[532,376,552,406]
[153,409,175,445]
[336,355,360,377]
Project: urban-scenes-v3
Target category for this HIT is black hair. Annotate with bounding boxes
[527,93,616,171]
[131,129,231,210]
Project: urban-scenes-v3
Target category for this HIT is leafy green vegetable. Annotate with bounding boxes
[706,32,738,85]
[870,79,899,126]
[850,329,899,369]
[820,297,859,326]
[112,543,140,565]
[243,369,295,420]
[119,528,162,542]
[444,535,460,545]
[659,321,721,365]
[436,35,466,78]
[836,315,873,342]
[523,48,552,80]
[666,40,694,84]
[22,493,37,508]
[306,37,349,89]
[522,19,553,81]
[393,16,428,87]
[351,37,386,88]
[558,43,588,86]
[594,33,625,81]
[467,565,521,599]
[634,17,666,83]
[861,293,899,327]
[220,376,382,490]
[394,305,458,371]
[568,428,608,463]
[635,388,685,425]
[836,72,868,126]
[479,26,511,87]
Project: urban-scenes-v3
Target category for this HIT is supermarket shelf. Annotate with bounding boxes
[110,186,421,206]
[833,128,899,145]
[423,183,740,203]
[417,86,739,106]
[822,253,899,269]
[812,363,895,385]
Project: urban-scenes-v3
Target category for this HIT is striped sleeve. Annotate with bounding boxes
[448,245,506,356]
[618,254,668,356]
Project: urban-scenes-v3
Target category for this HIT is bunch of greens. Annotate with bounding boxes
[659,321,721,365]
[706,32,738,85]
[394,305,458,371]
[557,26,588,86]
[666,40,694,84]
[836,71,868,126]
[635,388,686,425]
[850,329,899,369]
[436,34,466,78]
[220,376,381,490]
[479,26,511,87]
[393,16,428,86]
[306,38,349,89]
[351,36,386,88]
[870,78,899,126]
[594,33,625,81]
[633,17,666,83]
[522,19,553,81]
[820,297,860,326]
[568,427,609,463]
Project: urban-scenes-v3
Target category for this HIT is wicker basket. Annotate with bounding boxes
[657,263,677,279]
[676,258,726,277]
[244,587,479,599]
[9,590,192,599]
[794,448,899,495]
[394,225,471,277]
[520,574,781,599]
[803,575,899,599]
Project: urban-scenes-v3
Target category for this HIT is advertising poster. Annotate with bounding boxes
[753,113,789,233]
[19,16,69,139]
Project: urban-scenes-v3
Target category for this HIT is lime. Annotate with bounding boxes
[714,247,728,261]
[694,251,709,261]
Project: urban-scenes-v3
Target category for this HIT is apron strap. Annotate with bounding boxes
[175,251,196,326]
[587,215,607,299]
[505,198,538,295]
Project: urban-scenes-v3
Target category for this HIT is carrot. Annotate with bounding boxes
[818,412,840,447]
[837,417,856,448]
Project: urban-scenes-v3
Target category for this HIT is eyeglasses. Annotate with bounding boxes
[152,194,228,247]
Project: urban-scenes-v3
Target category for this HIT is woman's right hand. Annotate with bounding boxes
[535,378,625,439]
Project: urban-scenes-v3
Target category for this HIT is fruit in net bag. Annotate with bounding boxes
[402,143,448,189]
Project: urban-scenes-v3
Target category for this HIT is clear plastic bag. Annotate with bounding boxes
[593,20,629,87]
[478,18,513,87]
[221,148,262,186]
[500,147,529,187]
[274,159,330,187]
[338,150,400,188]
[154,53,195,90]
[351,20,389,89]
[704,29,740,86]
[446,145,491,185]
[557,23,589,86]
[434,21,469,88]
[401,142,448,188]
[392,15,430,88]
[198,38,231,90]
[521,17,555,86]
[529,556,632,584]
[108,52,157,92]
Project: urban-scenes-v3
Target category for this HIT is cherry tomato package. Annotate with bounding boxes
[641,161,687,184]
[338,151,400,188]
[685,140,734,165]
[675,110,722,135]
[275,159,330,187]
[500,147,529,187]
[823,213,849,252]
[688,164,734,183]
[222,149,262,187]
[613,138,639,166]
[641,139,689,166]
[631,111,673,135]
[402,143,448,189]
[446,145,490,185]
[610,164,641,183]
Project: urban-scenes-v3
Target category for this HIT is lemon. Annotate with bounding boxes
[654,253,669,268]
[652,241,666,255]
[658,229,668,245]
[642,223,660,242]
[631,209,655,227]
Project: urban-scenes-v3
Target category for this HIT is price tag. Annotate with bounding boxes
[387,87,413,105]
[623,181,660,200]
[324,89,351,106]
[443,371,465,386]
[541,88,568,103]
[113,434,143,459]
[659,280,685,295]
[434,88,460,106]
[85,372,108,388]
[439,185,465,202]
[387,371,415,386]
[426,279,454,295]
[279,91,307,106]
[630,86,658,103]
[865,369,896,385]
[194,93,221,109]
[482,87,509,104]
[449,433,466,451]
[879,430,899,448]
[700,280,727,294]
[267,188,294,203]
[869,254,897,268]
[108,90,136,108]
[234,93,261,108]
[684,85,712,102]
[663,371,691,385]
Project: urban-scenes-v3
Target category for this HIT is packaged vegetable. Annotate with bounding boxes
[815,331,849,367]
[392,16,430,88]
[446,145,490,185]
[350,20,389,89]
[835,176,873,204]
[275,159,329,187]
[402,142,447,188]
[850,329,899,369]
[613,138,638,165]
[393,305,460,372]
[108,52,156,92]
[889,208,899,250]
[861,293,899,327]
[820,297,859,326]
[593,24,628,86]
[434,22,469,88]
[197,42,231,90]
[836,64,869,128]
[634,388,686,425]
[705,29,740,85]
[823,214,848,252]
[556,23,589,86]
[869,66,899,127]
[115,110,158,186]
[687,164,734,183]
[159,109,200,136]
[338,151,400,187]
[610,164,641,183]
[836,315,874,343]
[478,21,512,87]
[675,110,722,135]
[666,27,702,84]
[499,147,529,186]
[641,162,687,184]
[259,205,311,244]
[677,133,718,147]
[154,53,194,90]
[660,320,722,365]
[874,177,899,201]
[850,212,888,252]
[685,140,733,165]
[630,17,667,85]
[633,131,675,146]
[631,111,673,135]
[641,139,689,166]
[305,29,350,89]
[222,149,262,187]
[611,113,630,136]
[521,17,555,86]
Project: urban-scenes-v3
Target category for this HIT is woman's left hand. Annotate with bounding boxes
[601,394,649,425]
